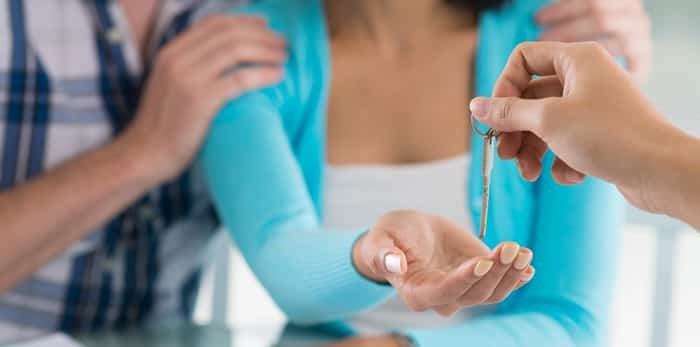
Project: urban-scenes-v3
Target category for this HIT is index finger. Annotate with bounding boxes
[492,41,570,99]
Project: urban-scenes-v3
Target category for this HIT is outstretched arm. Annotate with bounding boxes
[406,155,625,347]
[202,89,535,324]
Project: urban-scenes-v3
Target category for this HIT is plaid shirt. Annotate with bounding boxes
[0,0,239,342]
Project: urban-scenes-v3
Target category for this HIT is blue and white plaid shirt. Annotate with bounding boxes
[0,0,239,342]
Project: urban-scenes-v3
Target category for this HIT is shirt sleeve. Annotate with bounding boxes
[201,92,394,325]
[408,153,625,347]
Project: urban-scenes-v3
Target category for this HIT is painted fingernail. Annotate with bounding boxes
[565,170,584,183]
[500,243,520,265]
[384,253,402,274]
[522,267,536,281]
[513,250,532,270]
[474,260,494,277]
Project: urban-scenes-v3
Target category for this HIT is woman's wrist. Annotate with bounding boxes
[352,231,386,283]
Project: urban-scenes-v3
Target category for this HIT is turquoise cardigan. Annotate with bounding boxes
[202,0,625,346]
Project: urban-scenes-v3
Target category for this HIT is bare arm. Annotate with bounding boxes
[0,15,287,293]
[470,41,700,230]
[0,140,154,292]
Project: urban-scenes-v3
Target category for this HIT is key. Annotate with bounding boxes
[479,129,496,239]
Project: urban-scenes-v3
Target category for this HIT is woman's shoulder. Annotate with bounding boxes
[474,0,549,97]
[230,0,327,52]
[479,0,549,47]
[227,0,330,117]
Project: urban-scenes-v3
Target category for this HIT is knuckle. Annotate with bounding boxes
[619,38,634,58]
[495,98,515,122]
[202,15,228,28]
[229,43,251,59]
[460,291,489,305]
[594,14,614,33]
[370,255,385,276]
[536,100,559,137]
[226,23,245,36]
[588,0,607,17]
[486,294,507,305]
[590,41,610,57]
[165,61,185,77]
[573,42,606,59]
[383,209,422,221]
[437,308,456,317]
[404,297,429,312]
[515,42,536,56]
[177,82,200,101]
[232,72,254,90]
[157,53,186,76]
[155,48,175,68]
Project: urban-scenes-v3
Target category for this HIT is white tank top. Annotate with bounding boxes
[324,154,490,334]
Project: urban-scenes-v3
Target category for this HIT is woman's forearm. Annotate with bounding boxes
[0,139,155,293]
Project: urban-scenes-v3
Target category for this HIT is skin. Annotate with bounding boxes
[326,0,535,331]
[0,0,287,293]
[327,1,651,346]
[537,0,651,80]
[470,41,700,230]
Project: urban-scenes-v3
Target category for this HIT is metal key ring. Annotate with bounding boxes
[470,114,501,138]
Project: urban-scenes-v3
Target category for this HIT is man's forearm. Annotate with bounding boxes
[656,134,700,230]
[0,139,157,293]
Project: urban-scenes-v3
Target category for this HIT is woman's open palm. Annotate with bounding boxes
[354,211,534,316]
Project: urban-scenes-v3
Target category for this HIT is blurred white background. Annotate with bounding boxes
[195,1,700,347]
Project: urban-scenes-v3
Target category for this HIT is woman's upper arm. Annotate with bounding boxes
[202,93,316,255]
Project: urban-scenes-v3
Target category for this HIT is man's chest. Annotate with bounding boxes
[0,0,199,179]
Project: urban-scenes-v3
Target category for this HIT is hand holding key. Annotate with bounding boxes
[353,211,535,316]
[468,41,691,221]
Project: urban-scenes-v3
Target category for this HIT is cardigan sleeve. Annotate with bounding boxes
[201,92,394,324]
[408,153,625,347]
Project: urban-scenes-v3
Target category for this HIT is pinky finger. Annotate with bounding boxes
[497,132,522,160]
[515,266,536,290]
[434,304,460,317]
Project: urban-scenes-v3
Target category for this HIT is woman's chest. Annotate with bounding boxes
[326,39,476,165]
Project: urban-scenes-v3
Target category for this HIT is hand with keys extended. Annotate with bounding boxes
[353,210,535,316]
[470,41,700,227]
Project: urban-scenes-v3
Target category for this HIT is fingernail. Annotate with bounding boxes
[522,267,536,281]
[518,159,528,173]
[469,97,490,118]
[513,250,532,270]
[565,170,584,183]
[384,253,402,274]
[474,260,494,277]
[500,243,520,265]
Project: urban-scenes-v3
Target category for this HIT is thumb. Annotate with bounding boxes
[373,247,408,279]
[470,96,549,134]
